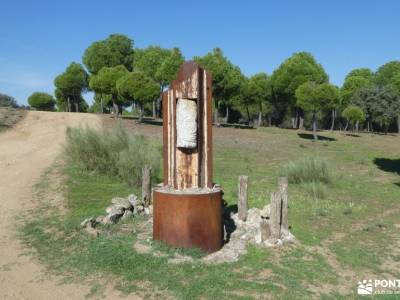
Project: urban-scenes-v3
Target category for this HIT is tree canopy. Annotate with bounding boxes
[344,68,374,82]
[134,46,170,81]
[54,62,88,112]
[271,52,328,99]
[375,61,400,86]
[155,48,185,88]
[28,92,55,111]
[270,52,328,125]
[89,65,128,98]
[195,48,245,122]
[342,105,365,131]
[83,34,134,74]
[295,82,339,139]
[116,71,160,122]
[51,33,400,133]
[352,85,400,130]
[241,73,272,125]
[341,75,372,108]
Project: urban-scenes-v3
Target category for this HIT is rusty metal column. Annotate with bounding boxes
[153,61,222,253]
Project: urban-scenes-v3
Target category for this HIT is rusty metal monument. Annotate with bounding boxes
[153,61,223,253]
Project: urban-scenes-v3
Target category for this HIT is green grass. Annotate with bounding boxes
[19,127,400,299]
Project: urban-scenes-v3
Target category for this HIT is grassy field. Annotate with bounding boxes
[20,117,400,299]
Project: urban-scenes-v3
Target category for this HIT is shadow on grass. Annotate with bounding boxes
[345,133,361,138]
[218,123,255,129]
[374,158,400,175]
[223,202,237,243]
[118,115,163,126]
[141,119,162,126]
[297,133,337,141]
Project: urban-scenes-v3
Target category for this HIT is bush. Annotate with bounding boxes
[0,93,18,108]
[64,125,161,186]
[28,92,56,111]
[281,156,331,184]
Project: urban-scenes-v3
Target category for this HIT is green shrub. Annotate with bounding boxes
[28,92,56,111]
[64,125,161,186]
[281,156,331,184]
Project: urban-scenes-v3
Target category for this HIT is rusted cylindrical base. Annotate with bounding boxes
[153,188,223,253]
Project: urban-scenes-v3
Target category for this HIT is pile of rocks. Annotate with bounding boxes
[203,177,295,264]
[203,205,295,264]
[80,194,152,235]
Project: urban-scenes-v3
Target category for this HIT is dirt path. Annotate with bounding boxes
[0,111,106,299]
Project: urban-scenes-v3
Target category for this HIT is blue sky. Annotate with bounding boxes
[1,0,399,105]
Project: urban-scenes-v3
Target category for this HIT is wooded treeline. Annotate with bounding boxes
[26,33,400,133]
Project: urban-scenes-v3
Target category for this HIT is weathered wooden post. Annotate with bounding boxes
[260,219,271,242]
[153,62,222,253]
[269,191,282,240]
[278,177,289,237]
[238,175,248,221]
[142,165,152,207]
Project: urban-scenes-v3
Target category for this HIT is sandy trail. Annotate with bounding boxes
[0,111,117,299]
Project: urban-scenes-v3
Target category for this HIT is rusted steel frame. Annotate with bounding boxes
[153,190,222,252]
[206,71,213,188]
[162,91,168,185]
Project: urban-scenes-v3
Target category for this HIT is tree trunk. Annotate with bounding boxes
[299,116,304,130]
[214,102,219,125]
[112,99,119,119]
[67,97,71,112]
[152,101,156,119]
[225,106,229,124]
[397,115,400,135]
[75,102,79,113]
[267,115,272,127]
[100,95,104,114]
[367,120,370,132]
[157,85,164,118]
[312,112,318,141]
[142,165,152,207]
[330,109,335,131]
[156,98,161,118]
[355,121,359,133]
[138,104,144,123]
[291,117,296,129]
[344,121,349,131]
[238,175,248,222]
[257,102,263,127]
[246,106,251,125]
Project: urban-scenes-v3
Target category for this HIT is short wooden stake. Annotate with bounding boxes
[270,191,281,240]
[238,175,248,221]
[260,219,271,242]
[142,165,152,207]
